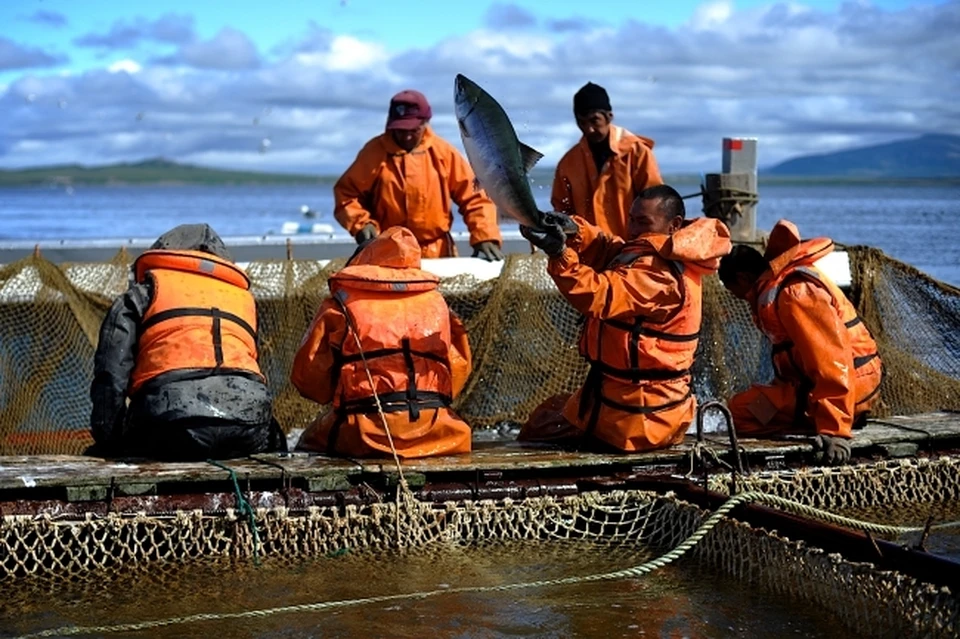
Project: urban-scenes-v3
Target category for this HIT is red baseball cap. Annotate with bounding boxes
[386,90,432,130]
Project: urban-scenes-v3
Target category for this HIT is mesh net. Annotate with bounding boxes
[1,246,960,454]
[4,469,959,638]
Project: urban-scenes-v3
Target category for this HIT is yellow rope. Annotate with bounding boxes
[12,490,958,639]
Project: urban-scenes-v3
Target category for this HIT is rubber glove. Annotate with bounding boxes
[355,223,378,244]
[543,212,578,236]
[471,241,504,262]
[520,222,565,257]
[812,434,852,465]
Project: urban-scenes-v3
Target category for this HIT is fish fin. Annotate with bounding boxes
[458,119,471,138]
[518,142,544,173]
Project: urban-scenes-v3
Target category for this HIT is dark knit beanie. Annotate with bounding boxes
[573,82,612,116]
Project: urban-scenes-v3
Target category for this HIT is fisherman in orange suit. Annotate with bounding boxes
[292,226,473,458]
[718,220,884,465]
[334,90,503,261]
[551,82,663,239]
[88,224,286,461]
[518,185,732,452]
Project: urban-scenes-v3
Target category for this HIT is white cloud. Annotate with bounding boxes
[108,59,141,74]
[1,2,958,174]
[689,0,734,30]
[297,35,388,72]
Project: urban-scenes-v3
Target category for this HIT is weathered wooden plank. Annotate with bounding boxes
[0,413,957,491]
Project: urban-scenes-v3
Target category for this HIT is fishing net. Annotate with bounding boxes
[1,245,959,455]
[4,473,959,638]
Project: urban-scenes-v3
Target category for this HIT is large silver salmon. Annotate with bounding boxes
[454,74,547,229]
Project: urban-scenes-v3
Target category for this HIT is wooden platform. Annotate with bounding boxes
[1,413,958,517]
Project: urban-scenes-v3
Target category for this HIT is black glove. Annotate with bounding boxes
[521,222,565,257]
[543,212,578,236]
[471,241,504,262]
[355,223,378,244]
[812,434,852,465]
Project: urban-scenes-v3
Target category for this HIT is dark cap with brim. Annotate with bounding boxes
[386,90,432,130]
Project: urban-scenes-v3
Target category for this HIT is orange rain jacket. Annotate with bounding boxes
[130,249,264,394]
[292,227,473,458]
[729,220,884,439]
[551,125,663,239]
[521,217,732,452]
[333,127,502,258]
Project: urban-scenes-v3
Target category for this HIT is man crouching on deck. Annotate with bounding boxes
[291,226,473,458]
[718,220,884,465]
[518,185,732,452]
[88,224,286,461]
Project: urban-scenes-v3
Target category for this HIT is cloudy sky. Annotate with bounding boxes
[1,0,957,175]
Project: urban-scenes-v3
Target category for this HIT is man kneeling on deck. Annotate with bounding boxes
[291,226,473,458]
[518,185,732,452]
[718,219,884,465]
[88,224,287,461]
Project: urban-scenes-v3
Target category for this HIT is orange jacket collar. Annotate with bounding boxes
[579,125,656,158]
[134,249,250,290]
[380,126,437,155]
[626,217,732,273]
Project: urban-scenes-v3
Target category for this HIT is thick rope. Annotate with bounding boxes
[12,490,959,639]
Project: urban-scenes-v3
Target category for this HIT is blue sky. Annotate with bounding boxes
[1,0,957,173]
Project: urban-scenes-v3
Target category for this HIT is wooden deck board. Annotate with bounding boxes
[1,413,958,491]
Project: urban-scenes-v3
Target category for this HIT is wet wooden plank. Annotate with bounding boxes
[0,413,957,491]
[0,455,363,491]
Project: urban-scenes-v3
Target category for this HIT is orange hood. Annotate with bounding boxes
[763,219,834,277]
[629,217,732,274]
[329,226,440,293]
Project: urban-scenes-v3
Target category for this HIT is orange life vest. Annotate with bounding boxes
[577,248,701,426]
[756,261,882,406]
[330,266,454,422]
[129,249,263,394]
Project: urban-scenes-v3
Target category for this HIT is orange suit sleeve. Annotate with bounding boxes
[778,282,855,438]
[546,249,682,322]
[631,144,663,193]
[448,312,473,398]
[290,298,345,405]
[567,216,625,271]
[334,142,384,236]
[445,146,502,247]
[550,161,575,215]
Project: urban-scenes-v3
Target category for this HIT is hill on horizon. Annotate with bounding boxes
[764,133,960,178]
[0,157,323,186]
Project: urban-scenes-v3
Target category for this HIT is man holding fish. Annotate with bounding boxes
[455,74,731,452]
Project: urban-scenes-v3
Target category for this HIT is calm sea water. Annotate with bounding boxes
[1,182,958,285]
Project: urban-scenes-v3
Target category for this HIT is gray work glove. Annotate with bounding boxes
[543,212,578,236]
[355,223,378,244]
[520,222,566,257]
[471,241,504,262]
[812,434,852,466]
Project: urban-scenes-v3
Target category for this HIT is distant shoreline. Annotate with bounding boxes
[1,176,957,188]
[2,158,959,188]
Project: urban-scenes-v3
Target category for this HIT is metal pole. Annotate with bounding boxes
[703,137,758,242]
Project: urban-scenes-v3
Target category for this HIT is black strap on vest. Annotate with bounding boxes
[141,306,257,341]
[211,307,224,368]
[337,390,452,416]
[578,362,692,437]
